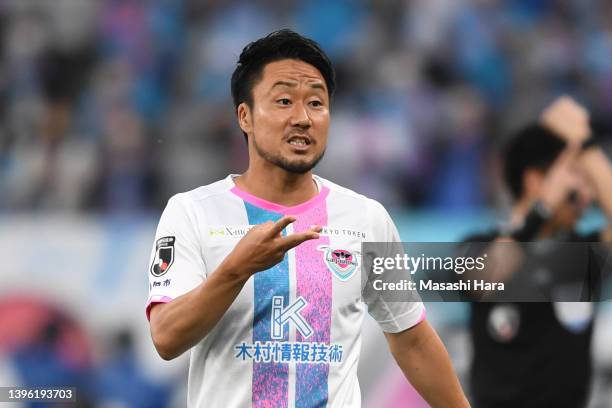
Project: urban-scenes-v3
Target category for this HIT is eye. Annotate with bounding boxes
[277,98,291,105]
[310,100,323,107]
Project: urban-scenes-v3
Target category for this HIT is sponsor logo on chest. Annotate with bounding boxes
[207,225,367,240]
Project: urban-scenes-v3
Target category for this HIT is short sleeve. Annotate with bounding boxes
[363,199,426,333]
[146,194,205,320]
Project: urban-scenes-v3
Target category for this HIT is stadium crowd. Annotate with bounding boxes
[1,0,611,214]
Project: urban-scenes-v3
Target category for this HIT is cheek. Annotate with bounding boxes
[314,109,330,124]
[312,112,330,134]
[252,108,286,135]
[555,205,578,224]
[575,178,593,207]
[579,188,593,207]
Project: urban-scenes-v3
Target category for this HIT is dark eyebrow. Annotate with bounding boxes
[310,83,326,92]
[271,81,297,90]
[270,81,327,92]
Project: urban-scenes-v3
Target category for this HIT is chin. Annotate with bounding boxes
[559,215,580,231]
[554,205,583,230]
[277,152,324,174]
[281,161,316,174]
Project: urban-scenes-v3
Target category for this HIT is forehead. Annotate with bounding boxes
[257,59,325,88]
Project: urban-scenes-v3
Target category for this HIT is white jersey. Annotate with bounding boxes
[146,175,425,408]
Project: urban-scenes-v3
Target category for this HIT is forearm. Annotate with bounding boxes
[580,147,612,236]
[385,321,470,408]
[150,261,249,360]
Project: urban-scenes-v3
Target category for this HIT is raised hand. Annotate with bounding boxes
[540,96,591,147]
[222,215,322,279]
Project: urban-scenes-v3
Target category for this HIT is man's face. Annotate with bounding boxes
[551,167,593,230]
[238,59,330,174]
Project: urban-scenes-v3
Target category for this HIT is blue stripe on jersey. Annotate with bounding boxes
[244,202,290,407]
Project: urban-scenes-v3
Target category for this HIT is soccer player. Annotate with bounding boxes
[146,29,469,408]
[464,97,612,407]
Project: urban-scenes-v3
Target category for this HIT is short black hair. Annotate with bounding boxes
[231,29,336,113]
[502,123,567,199]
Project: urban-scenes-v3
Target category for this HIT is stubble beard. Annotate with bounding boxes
[252,134,325,174]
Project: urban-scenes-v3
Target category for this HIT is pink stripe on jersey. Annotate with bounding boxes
[230,186,330,215]
[294,201,331,406]
[145,295,173,321]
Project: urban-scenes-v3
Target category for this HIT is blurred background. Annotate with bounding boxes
[1,0,612,406]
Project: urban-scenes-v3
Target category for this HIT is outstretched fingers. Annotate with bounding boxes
[278,225,322,252]
[267,215,297,237]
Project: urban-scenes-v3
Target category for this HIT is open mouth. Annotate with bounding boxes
[287,136,311,147]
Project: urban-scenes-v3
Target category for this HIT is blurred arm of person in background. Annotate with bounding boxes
[541,96,612,243]
[505,96,594,241]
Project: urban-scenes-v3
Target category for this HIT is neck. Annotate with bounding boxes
[235,164,318,207]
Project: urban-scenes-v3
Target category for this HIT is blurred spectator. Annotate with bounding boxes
[91,329,170,407]
[0,296,95,406]
[0,0,611,213]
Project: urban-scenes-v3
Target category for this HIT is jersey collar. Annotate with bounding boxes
[227,174,329,215]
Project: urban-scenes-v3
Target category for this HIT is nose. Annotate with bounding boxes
[290,101,311,129]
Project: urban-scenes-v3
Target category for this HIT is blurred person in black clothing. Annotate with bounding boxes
[464,96,612,408]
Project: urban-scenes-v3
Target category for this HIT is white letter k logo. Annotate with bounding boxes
[270,296,313,339]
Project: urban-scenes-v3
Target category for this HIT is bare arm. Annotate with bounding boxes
[149,216,321,360]
[384,321,470,408]
[579,146,612,242]
[149,262,249,360]
[541,95,612,242]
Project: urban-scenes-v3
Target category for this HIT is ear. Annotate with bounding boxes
[237,102,253,135]
[523,168,544,199]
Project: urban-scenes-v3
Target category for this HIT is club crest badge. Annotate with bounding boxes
[150,236,175,277]
[317,246,360,281]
